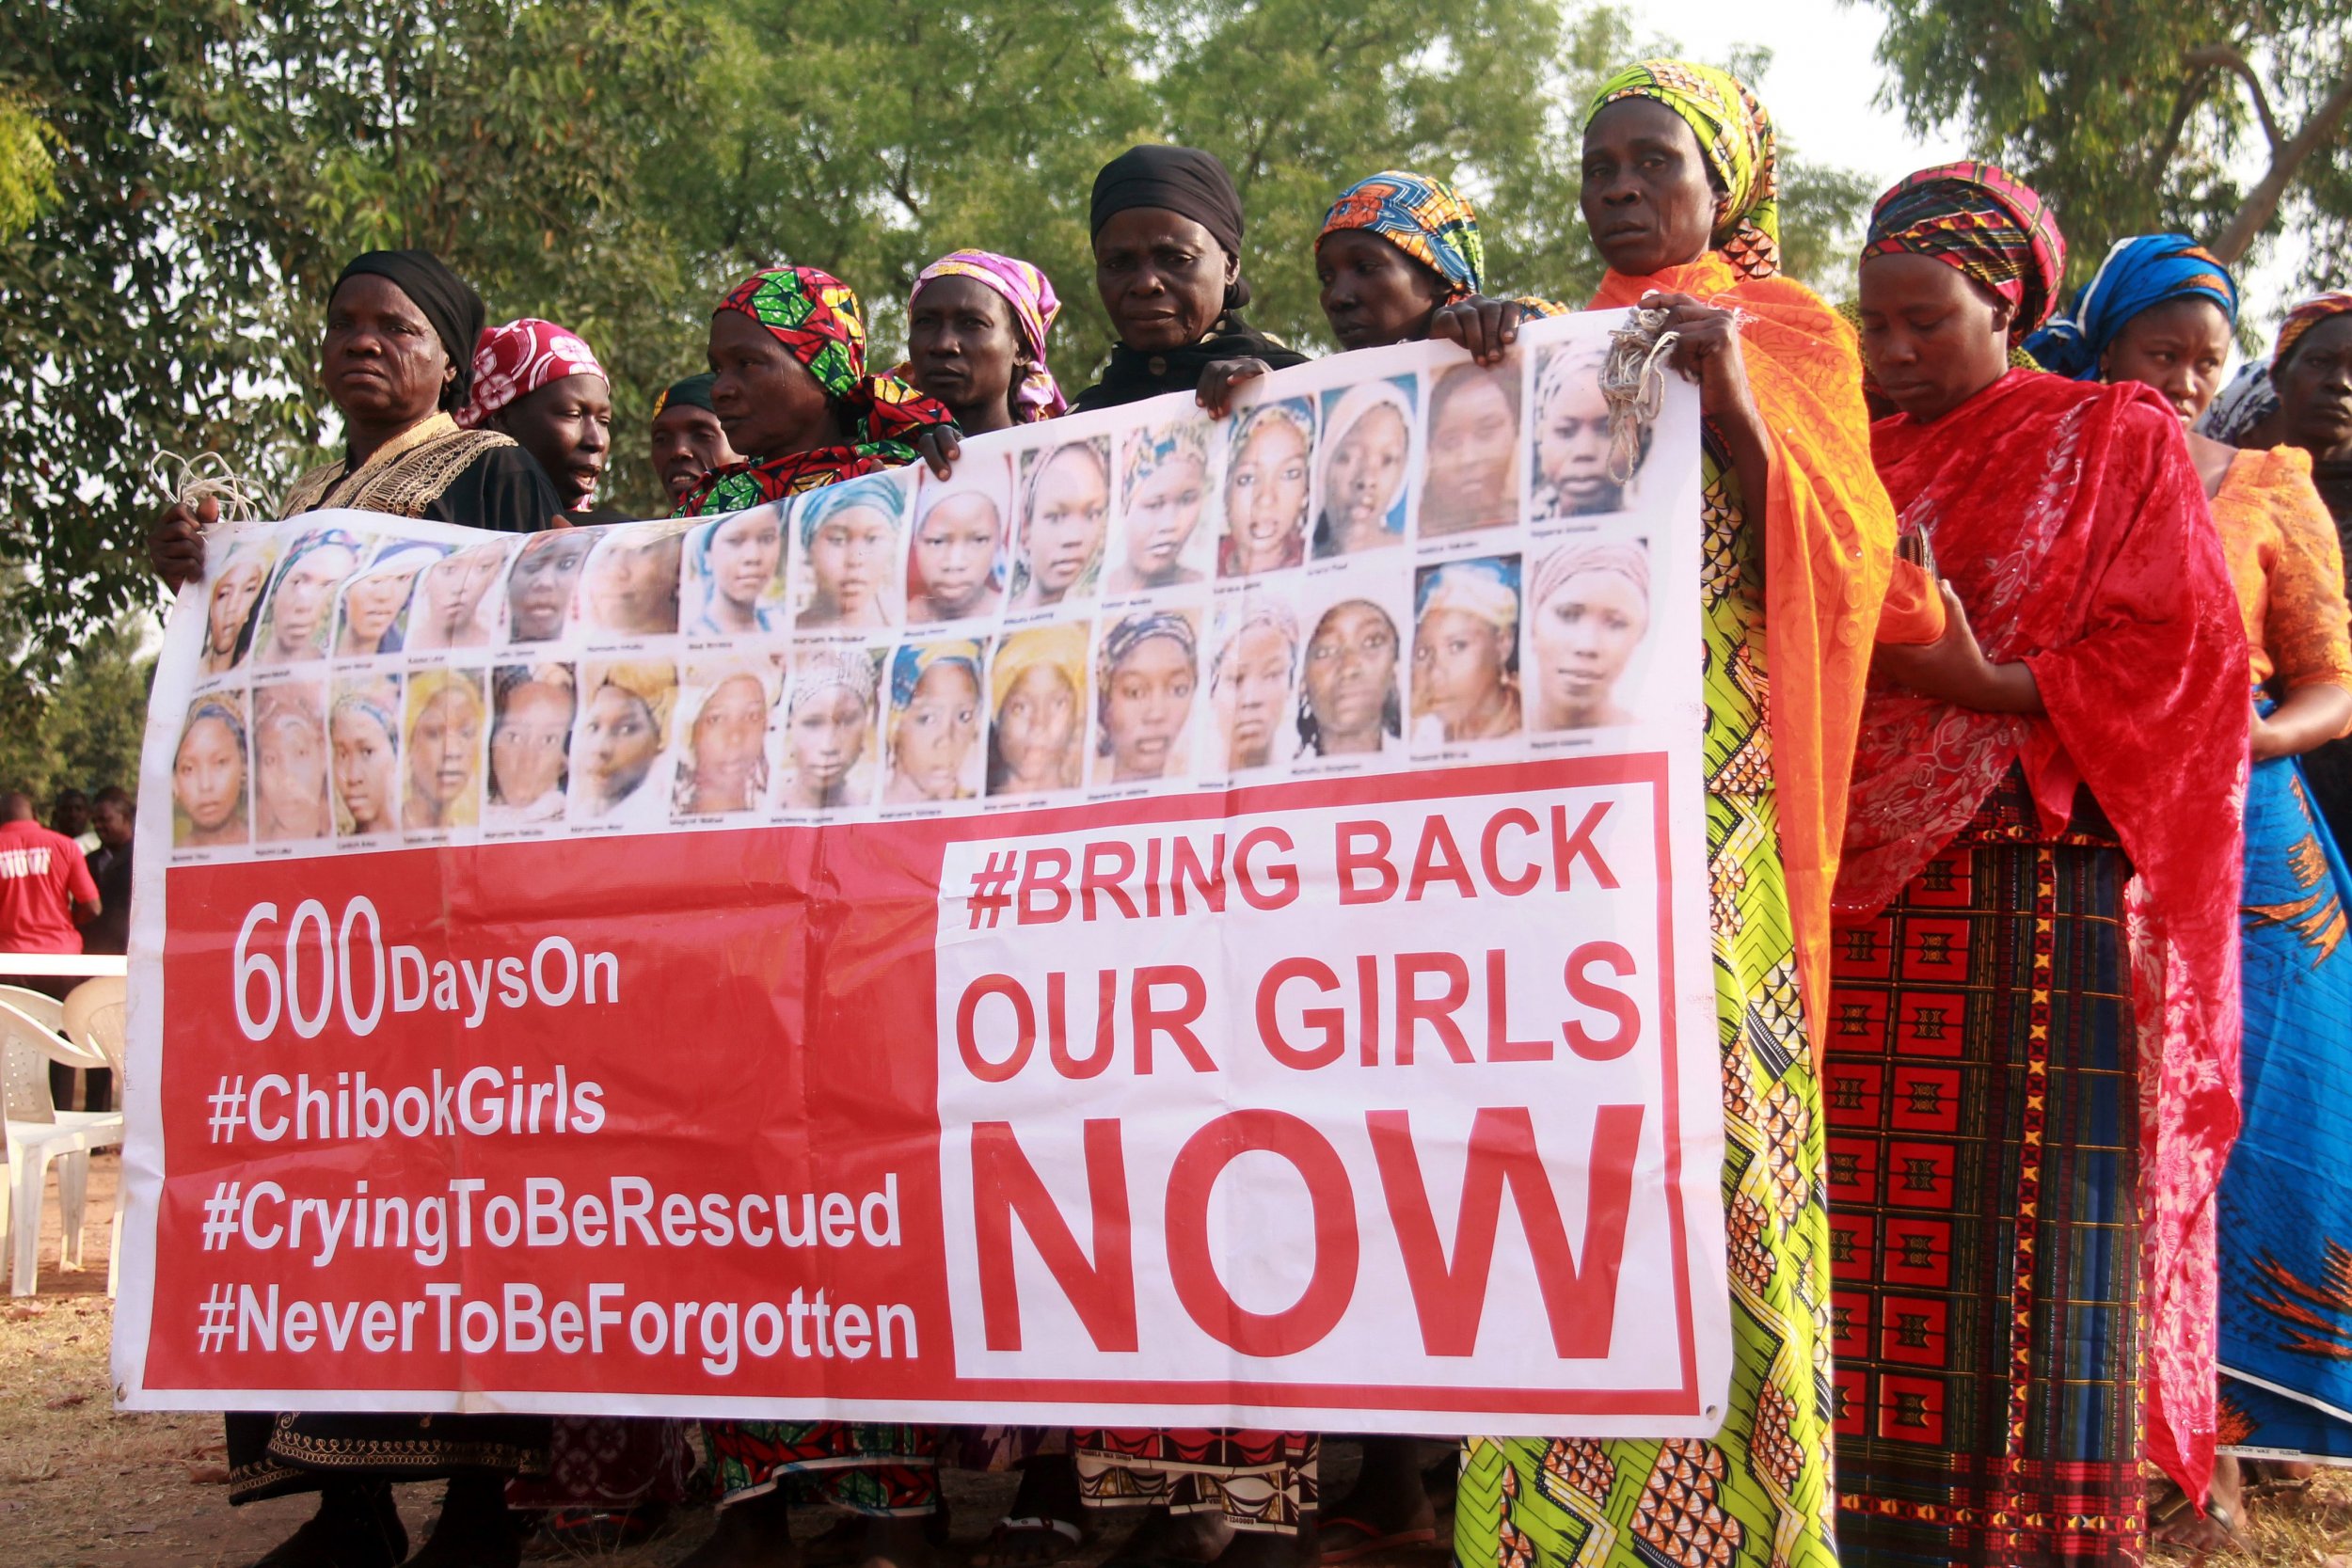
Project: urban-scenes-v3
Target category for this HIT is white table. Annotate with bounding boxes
[0,954,127,979]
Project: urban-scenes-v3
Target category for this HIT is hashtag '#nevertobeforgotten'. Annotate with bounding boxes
[200,1182,242,1251]
[207,1075,246,1144]
[196,1282,235,1353]
[966,848,1018,930]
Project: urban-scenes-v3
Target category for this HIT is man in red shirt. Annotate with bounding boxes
[0,791,99,958]
[0,790,103,1109]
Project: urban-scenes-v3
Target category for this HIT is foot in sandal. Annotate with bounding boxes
[973,1456,1089,1568]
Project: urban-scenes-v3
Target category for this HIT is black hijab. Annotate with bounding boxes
[652,372,717,419]
[1073,144,1309,413]
[331,249,486,412]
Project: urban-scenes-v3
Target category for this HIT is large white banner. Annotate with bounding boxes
[115,311,1730,1435]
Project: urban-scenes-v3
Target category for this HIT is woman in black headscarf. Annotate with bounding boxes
[150,249,564,590]
[1069,145,1309,413]
[148,249,560,1568]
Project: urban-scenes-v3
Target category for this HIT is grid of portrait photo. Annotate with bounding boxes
[164,317,1685,862]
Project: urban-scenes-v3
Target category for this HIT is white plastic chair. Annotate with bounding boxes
[0,990,125,1294]
[61,979,128,1296]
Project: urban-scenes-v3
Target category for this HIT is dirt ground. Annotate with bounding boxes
[11,1153,2352,1567]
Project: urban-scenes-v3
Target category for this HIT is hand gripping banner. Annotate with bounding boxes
[113,311,1733,1437]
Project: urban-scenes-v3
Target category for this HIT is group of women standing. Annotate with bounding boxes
[145,48,2352,1568]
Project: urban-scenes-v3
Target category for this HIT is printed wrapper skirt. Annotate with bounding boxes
[2218,750,2352,1462]
[506,1417,695,1511]
[1824,780,2147,1566]
[705,1420,945,1513]
[226,1412,550,1503]
[1073,1430,1318,1534]
[1454,457,1837,1568]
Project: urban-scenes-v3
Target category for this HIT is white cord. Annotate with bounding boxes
[147,450,275,531]
[1598,307,1681,486]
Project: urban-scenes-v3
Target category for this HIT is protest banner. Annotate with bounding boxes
[112,310,1732,1437]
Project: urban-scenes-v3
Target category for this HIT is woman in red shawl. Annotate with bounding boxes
[1831,164,2248,1567]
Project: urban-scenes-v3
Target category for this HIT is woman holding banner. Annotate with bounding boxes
[1829,169,2247,1566]
[148,249,562,596]
[1068,144,1307,415]
[141,247,563,1568]
[1452,60,1894,1568]
[670,262,957,1568]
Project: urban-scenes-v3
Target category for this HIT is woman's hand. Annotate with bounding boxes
[1875,582,2045,714]
[2251,683,2352,761]
[1427,297,1527,367]
[1197,357,1270,418]
[150,496,215,591]
[913,424,961,480]
[1645,292,1766,450]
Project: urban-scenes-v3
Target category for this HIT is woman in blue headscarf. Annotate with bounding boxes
[2032,233,2352,1548]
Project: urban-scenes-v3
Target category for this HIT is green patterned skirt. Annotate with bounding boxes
[1455,464,1836,1568]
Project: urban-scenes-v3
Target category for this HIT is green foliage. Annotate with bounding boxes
[2,0,707,674]
[1,0,1871,689]
[0,88,57,235]
[1858,0,2352,287]
[0,602,154,802]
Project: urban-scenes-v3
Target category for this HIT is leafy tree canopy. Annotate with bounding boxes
[1857,0,2352,289]
[3,0,1867,681]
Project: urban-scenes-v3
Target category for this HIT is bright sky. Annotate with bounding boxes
[1645,0,1960,185]
[1653,0,2308,340]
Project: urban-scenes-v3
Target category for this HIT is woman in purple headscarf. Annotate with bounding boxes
[900,249,1068,435]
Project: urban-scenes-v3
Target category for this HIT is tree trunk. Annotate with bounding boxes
[2208,56,2352,265]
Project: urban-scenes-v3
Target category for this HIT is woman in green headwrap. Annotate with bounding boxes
[1453,58,1894,1568]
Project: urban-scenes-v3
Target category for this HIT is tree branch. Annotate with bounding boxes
[2207,54,2352,263]
[2185,42,2281,150]
[2143,65,2213,186]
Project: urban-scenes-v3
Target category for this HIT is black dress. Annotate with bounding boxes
[1067,311,1310,412]
[228,417,558,1504]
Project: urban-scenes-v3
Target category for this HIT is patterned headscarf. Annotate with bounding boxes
[455,318,608,430]
[1123,419,1213,506]
[182,698,249,760]
[792,647,879,713]
[1417,559,1519,636]
[2275,291,2352,370]
[2023,234,2236,380]
[891,639,984,711]
[1210,596,1300,690]
[680,265,954,515]
[2197,361,2278,444]
[1864,162,2067,340]
[719,266,875,400]
[1096,610,1199,752]
[798,472,907,549]
[1584,60,1781,280]
[330,680,401,746]
[1318,171,1486,299]
[1532,539,1650,612]
[909,250,1067,421]
[590,661,679,742]
[990,623,1089,719]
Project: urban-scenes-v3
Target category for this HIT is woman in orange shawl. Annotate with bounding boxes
[1831,166,2247,1567]
[1453,59,1892,1568]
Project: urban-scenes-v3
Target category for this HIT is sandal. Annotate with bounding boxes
[2150,1490,2249,1555]
[1317,1515,1438,1565]
[972,1516,1086,1568]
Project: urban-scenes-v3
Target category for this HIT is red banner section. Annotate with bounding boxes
[130,756,1724,1433]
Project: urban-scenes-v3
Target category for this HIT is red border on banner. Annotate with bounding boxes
[926,752,1703,1418]
[139,752,1705,1421]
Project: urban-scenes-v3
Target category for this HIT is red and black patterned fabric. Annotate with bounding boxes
[1827,777,2147,1564]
